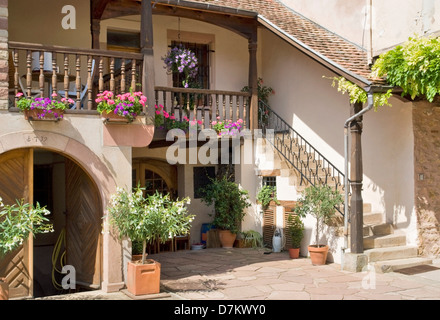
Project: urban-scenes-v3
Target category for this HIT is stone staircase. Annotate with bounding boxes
[363,204,432,273]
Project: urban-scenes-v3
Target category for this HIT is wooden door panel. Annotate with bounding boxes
[65,159,101,288]
[0,149,32,298]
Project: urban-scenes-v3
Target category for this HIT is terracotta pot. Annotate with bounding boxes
[289,248,300,259]
[308,245,329,265]
[24,108,64,121]
[126,259,161,296]
[218,230,237,248]
[0,278,9,300]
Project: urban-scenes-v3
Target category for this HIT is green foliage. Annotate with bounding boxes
[294,185,343,247]
[372,35,440,102]
[327,76,393,110]
[0,198,54,256]
[241,230,263,248]
[287,214,304,249]
[107,186,194,262]
[200,176,251,234]
[256,185,279,210]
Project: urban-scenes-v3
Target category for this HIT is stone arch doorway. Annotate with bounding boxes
[0,148,103,298]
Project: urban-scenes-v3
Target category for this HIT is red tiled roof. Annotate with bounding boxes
[176,0,373,85]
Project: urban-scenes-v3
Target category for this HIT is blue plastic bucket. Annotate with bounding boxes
[201,223,214,244]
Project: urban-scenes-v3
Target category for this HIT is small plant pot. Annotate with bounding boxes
[126,259,161,296]
[218,230,237,248]
[289,248,300,259]
[0,278,9,300]
[308,245,329,265]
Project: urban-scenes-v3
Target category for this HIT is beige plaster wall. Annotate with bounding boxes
[258,28,417,260]
[279,0,440,57]
[100,15,249,91]
[9,0,91,48]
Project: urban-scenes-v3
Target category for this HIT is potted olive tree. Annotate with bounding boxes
[107,186,194,296]
[0,198,53,300]
[294,185,343,265]
[287,213,304,259]
[200,176,251,248]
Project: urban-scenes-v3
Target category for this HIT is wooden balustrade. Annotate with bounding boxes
[154,86,251,130]
[8,41,144,111]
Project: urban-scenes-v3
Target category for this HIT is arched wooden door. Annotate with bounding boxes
[65,158,102,289]
[0,149,33,298]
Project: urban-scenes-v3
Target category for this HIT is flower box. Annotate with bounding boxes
[24,108,64,121]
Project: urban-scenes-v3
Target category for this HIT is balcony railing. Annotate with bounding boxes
[8,41,144,111]
[7,41,251,132]
[154,86,251,130]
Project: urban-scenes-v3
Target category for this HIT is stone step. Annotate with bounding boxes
[363,233,406,249]
[363,212,383,225]
[365,245,418,262]
[363,223,394,237]
[370,257,433,274]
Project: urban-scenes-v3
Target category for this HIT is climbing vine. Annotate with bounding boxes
[326,76,393,110]
[328,35,440,106]
[372,35,440,102]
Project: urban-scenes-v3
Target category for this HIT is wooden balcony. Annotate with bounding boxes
[7,41,251,133]
[8,41,144,111]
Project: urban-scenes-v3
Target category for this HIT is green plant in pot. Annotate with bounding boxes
[0,198,53,300]
[256,185,280,211]
[107,186,194,296]
[294,185,343,265]
[287,213,304,259]
[200,175,251,248]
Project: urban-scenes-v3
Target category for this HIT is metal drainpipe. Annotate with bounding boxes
[341,91,374,270]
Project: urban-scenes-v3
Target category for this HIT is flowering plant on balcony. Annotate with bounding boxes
[212,117,244,136]
[96,90,147,122]
[162,46,198,88]
[15,92,72,120]
[154,104,201,132]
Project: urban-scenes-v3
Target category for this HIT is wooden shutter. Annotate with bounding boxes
[65,158,101,288]
[0,149,33,298]
[262,206,276,248]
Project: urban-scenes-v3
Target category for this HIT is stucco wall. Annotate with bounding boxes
[259,28,417,260]
[279,0,440,56]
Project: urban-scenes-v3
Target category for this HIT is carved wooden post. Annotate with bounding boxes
[248,32,258,131]
[350,101,364,254]
[141,0,155,121]
[91,18,101,50]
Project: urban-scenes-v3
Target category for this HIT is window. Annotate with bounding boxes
[193,166,216,198]
[171,41,210,89]
[107,29,140,53]
[144,170,169,196]
[262,176,277,187]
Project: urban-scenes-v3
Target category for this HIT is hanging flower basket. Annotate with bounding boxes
[162,45,198,88]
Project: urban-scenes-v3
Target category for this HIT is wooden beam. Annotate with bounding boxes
[141,0,155,122]
[91,0,113,19]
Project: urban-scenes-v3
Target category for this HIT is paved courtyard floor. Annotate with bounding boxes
[31,247,440,301]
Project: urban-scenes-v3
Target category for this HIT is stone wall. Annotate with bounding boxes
[0,0,6,109]
[413,99,440,257]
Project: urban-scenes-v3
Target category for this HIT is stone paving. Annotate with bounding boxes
[30,247,440,300]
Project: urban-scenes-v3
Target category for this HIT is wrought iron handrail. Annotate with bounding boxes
[258,100,349,216]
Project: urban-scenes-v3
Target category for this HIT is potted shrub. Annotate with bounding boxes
[200,175,251,248]
[106,186,194,296]
[239,230,263,248]
[294,185,343,265]
[287,213,304,259]
[0,198,53,300]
